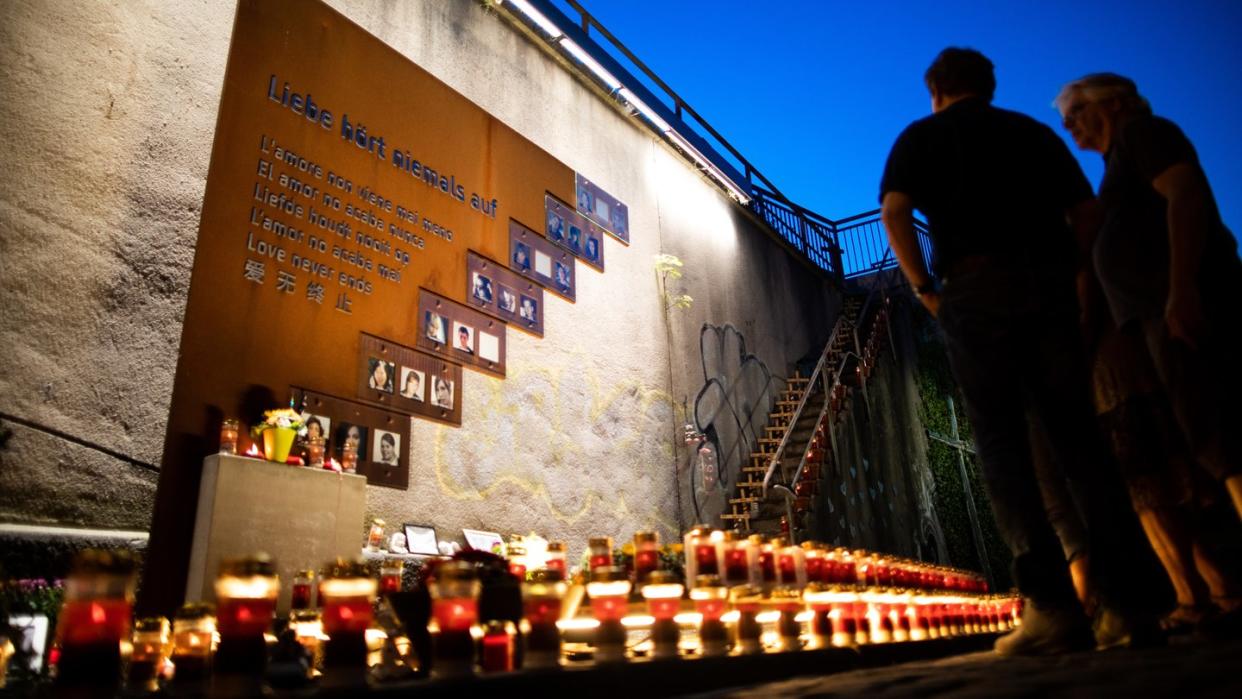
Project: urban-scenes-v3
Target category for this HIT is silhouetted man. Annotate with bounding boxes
[880,48,1151,655]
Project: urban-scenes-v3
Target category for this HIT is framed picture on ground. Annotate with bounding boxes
[403,524,439,556]
[462,528,506,556]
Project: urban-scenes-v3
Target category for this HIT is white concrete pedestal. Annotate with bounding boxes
[185,454,366,613]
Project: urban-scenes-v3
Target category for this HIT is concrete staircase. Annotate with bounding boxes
[723,290,894,541]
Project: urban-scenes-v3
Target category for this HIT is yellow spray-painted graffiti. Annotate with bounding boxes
[421,361,681,533]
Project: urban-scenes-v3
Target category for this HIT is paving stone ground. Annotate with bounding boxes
[695,635,1242,698]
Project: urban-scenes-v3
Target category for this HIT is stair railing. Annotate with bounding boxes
[762,265,903,536]
[759,314,850,497]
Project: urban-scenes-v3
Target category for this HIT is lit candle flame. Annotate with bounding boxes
[245,444,262,457]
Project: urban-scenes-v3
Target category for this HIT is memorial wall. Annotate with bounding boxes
[0,0,837,590]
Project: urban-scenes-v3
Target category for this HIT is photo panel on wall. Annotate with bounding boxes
[416,289,507,378]
[508,219,576,302]
[466,250,545,337]
[356,332,464,427]
[576,172,629,245]
[293,386,421,490]
[545,193,606,273]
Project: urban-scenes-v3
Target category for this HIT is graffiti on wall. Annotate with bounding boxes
[387,357,681,543]
[690,324,782,523]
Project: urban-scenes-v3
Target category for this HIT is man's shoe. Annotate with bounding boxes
[994,603,1094,657]
[1093,607,1165,650]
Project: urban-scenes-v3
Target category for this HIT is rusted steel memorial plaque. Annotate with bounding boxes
[144,0,583,613]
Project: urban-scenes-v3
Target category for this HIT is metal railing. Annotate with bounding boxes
[523,1,928,283]
[835,209,933,280]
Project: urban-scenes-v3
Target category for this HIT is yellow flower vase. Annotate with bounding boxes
[262,427,297,463]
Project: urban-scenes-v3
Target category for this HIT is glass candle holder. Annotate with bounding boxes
[522,568,568,669]
[633,530,660,583]
[804,585,860,648]
[778,541,807,588]
[833,548,859,585]
[288,609,324,674]
[219,418,240,455]
[887,590,911,642]
[545,542,568,576]
[690,575,729,657]
[641,570,684,660]
[585,566,631,663]
[507,537,528,580]
[367,519,386,552]
[318,559,376,689]
[213,553,278,687]
[729,585,764,654]
[292,569,315,611]
[802,542,825,584]
[169,602,216,685]
[683,526,721,584]
[587,536,614,574]
[379,559,404,596]
[755,536,777,589]
[127,617,170,691]
[724,534,758,587]
[480,620,516,673]
[341,438,359,474]
[53,549,138,691]
[306,436,326,468]
[768,586,803,652]
[429,560,480,679]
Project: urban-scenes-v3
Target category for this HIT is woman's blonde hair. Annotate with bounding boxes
[1054,73,1151,117]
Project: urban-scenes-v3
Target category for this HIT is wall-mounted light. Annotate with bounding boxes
[503,0,564,39]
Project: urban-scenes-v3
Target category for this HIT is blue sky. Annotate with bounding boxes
[563,0,1242,237]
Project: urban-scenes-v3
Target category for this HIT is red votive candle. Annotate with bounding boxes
[170,602,215,687]
[522,568,568,669]
[480,620,516,673]
[127,617,170,692]
[545,541,568,575]
[683,525,715,584]
[588,536,614,573]
[215,556,279,639]
[723,534,755,586]
[587,566,631,663]
[756,535,777,587]
[318,558,377,688]
[321,583,375,635]
[292,569,314,610]
[641,571,684,660]
[213,554,279,685]
[805,584,858,648]
[53,549,137,692]
[768,586,804,652]
[380,560,403,595]
[691,575,730,657]
[429,560,481,679]
[730,585,764,654]
[803,543,825,583]
[633,530,660,582]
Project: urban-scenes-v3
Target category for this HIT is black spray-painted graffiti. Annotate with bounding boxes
[689,324,783,522]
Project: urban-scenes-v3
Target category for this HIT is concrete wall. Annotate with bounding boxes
[0,0,837,569]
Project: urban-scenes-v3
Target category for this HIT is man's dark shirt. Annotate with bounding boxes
[1096,113,1238,324]
[880,97,1093,278]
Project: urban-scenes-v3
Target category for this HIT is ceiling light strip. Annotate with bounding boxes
[500,0,750,203]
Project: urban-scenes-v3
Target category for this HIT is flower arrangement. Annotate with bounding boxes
[249,407,307,438]
[0,578,63,618]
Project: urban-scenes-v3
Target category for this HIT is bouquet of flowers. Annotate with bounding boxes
[249,407,307,438]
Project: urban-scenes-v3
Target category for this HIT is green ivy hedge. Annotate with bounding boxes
[913,314,1013,591]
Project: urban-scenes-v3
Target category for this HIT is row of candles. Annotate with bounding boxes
[49,530,1015,692]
